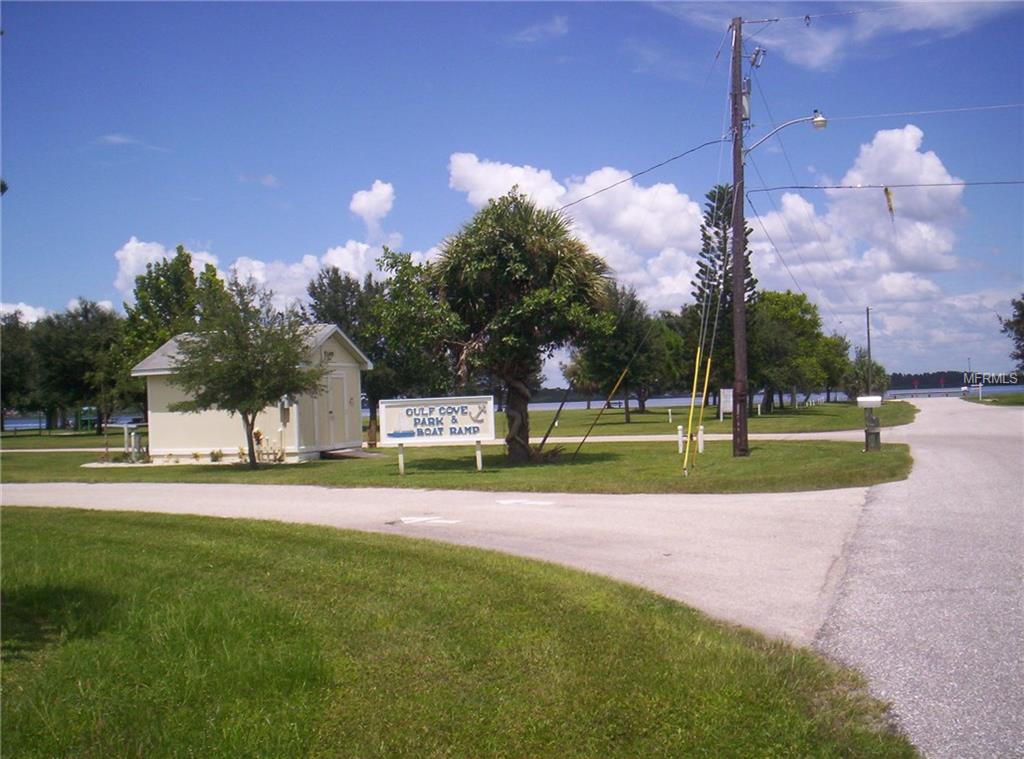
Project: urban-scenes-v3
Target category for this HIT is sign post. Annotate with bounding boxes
[378,396,496,474]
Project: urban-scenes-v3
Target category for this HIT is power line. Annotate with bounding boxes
[829,103,1024,122]
[744,6,904,25]
[749,71,857,314]
[748,180,1024,193]
[701,27,731,90]
[557,137,728,213]
[744,193,807,296]
[747,155,846,330]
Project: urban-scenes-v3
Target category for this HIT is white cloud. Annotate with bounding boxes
[97,132,168,152]
[349,180,395,240]
[100,133,141,146]
[449,153,566,209]
[447,152,704,311]
[511,15,568,44]
[65,298,114,313]
[321,240,380,282]
[239,173,280,188]
[229,255,324,309]
[746,124,968,331]
[113,237,220,298]
[875,272,941,302]
[660,2,1014,70]
[826,125,963,273]
[0,302,50,322]
[111,235,391,314]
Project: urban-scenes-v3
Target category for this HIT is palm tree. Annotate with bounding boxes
[433,190,610,464]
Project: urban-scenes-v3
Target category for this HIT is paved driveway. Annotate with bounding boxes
[816,397,1023,758]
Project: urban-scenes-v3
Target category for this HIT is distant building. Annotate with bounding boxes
[132,324,372,462]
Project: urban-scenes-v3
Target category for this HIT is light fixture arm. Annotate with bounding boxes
[743,111,826,157]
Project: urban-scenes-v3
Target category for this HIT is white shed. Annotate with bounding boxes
[131,324,372,462]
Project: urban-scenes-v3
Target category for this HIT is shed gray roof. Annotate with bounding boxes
[131,323,373,377]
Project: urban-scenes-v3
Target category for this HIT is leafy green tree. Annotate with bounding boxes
[690,185,756,397]
[32,300,123,431]
[120,246,222,411]
[1,311,37,429]
[561,351,601,409]
[579,286,683,419]
[170,276,328,468]
[306,267,383,339]
[999,294,1024,372]
[433,190,611,464]
[817,333,852,402]
[367,249,458,419]
[843,347,890,400]
[749,291,826,411]
[306,252,456,437]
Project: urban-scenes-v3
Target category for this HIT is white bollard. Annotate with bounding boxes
[698,425,704,454]
[123,425,130,454]
[677,425,684,454]
[475,440,483,471]
[398,443,405,475]
[668,409,672,424]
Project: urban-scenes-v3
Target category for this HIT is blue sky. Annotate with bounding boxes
[2,1,1022,378]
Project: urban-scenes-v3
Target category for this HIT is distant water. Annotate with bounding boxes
[4,417,46,430]
[529,391,850,412]
[887,384,1023,398]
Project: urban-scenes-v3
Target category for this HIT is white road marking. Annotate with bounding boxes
[496,499,554,506]
[399,516,462,525]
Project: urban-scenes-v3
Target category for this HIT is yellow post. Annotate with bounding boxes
[682,346,702,475]
[694,355,714,462]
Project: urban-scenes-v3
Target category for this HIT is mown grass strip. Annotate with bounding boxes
[501,400,917,439]
[2,507,917,758]
[0,440,912,494]
[964,392,1024,406]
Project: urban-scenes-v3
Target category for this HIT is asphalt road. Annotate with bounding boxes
[2,397,1021,757]
[815,397,1023,759]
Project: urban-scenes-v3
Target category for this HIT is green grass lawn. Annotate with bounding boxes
[497,400,918,439]
[964,391,1024,406]
[0,440,912,494]
[1,507,917,758]
[0,430,132,449]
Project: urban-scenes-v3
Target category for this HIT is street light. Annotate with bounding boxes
[744,110,827,156]
[730,13,827,457]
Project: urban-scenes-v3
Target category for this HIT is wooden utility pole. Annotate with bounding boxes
[866,306,873,395]
[730,16,750,456]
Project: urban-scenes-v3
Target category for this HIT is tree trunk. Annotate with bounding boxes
[504,378,531,465]
[622,382,631,424]
[637,387,648,413]
[586,397,592,410]
[242,413,258,469]
[367,403,378,448]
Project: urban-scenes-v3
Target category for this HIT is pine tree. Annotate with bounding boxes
[689,185,756,399]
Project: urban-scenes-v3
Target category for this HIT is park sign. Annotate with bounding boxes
[378,396,496,447]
